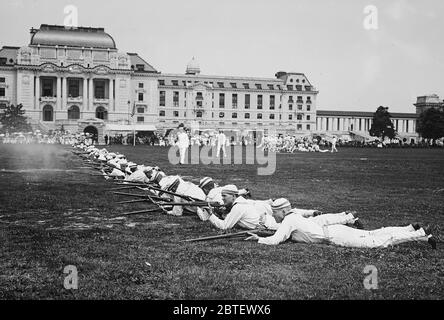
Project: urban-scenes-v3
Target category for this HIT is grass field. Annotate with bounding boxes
[0,144,443,299]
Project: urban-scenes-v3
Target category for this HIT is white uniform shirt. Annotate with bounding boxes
[208,196,265,230]
[125,169,150,183]
[217,133,226,146]
[177,132,189,148]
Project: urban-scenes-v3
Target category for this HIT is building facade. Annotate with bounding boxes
[157,64,318,134]
[1,24,438,143]
[0,25,159,142]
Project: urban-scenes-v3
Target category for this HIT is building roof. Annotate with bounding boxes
[0,46,19,65]
[317,110,417,119]
[127,52,158,73]
[30,24,116,49]
[186,57,200,75]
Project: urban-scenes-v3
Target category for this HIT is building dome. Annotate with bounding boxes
[30,24,116,49]
[185,57,200,75]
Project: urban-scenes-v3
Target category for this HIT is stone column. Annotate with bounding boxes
[56,76,61,110]
[62,77,67,110]
[35,75,40,110]
[83,78,88,112]
[88,78,94,111]
[109,78,114,111]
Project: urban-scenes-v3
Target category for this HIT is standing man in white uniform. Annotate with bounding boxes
[331,136,338,153]
[216,130,227,158]
[176,123,189,165]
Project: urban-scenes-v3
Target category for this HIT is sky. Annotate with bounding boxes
[1,0,443,113]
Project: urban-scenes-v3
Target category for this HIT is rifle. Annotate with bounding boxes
[183,229,275,242]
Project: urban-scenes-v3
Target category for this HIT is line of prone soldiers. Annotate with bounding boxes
[73,142,437,250]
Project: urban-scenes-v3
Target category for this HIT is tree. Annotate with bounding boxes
[369,106,396,140]
[416,108,444,144]
[0,104,32,133]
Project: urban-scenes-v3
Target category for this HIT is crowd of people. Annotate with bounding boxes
[0,130,79,145]
[71,138,437,250]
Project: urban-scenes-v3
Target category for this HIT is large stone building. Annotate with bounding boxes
[0,24,318,141]
[1,24,438,143]
[0,24,159,142]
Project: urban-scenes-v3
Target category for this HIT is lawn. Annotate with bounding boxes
[0,144,443,299]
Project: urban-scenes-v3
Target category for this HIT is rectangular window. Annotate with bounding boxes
[219,93,225,108]
[268,84,274,90]
[270,95,275,109]
[243,83,249,89]
[245,113,250,119]
[297,114,302,120]
[289,104,293,110]
[287,85,293,90]
[269,114,275,119]
[232,94,238,108]
[307,115,311,121]
[136,64,145,71]
[245,94,250,109]
[306,124,311,130]
[172,80,179,86]
[232,112,237,118]
[68,79,80,97]
[297,96,304,103]
[298,105,303,110]
[257,113,262,119]
[296,85,302,91]
[139,82,144,88]
[257,95,263,109]
[137,107,145,113]
[0,88,5,97]
[138,92,144,101]
[307,105,311,111]
[217,82,224,88]
[42,79,54,97]
[255,84,262,90]
[159,110,165,116]
[0,58,6,65]
[174,111,179,117]
[173,91,179,107]
[230,82,237,89]
[158,80,165,86]
[159,91,165,106]
[0,77,5,83]
[297,124,302,130]
[137,116,144,122]
[94,80,105,99]
[289,114,293,120]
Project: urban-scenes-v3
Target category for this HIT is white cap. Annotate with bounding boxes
[271,198,291,210]
[221,185,238,196]
[199,177,213,189]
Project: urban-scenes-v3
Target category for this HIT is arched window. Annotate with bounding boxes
[68,105,80,120]
[95,106,107,120]
[42,105,53,122]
